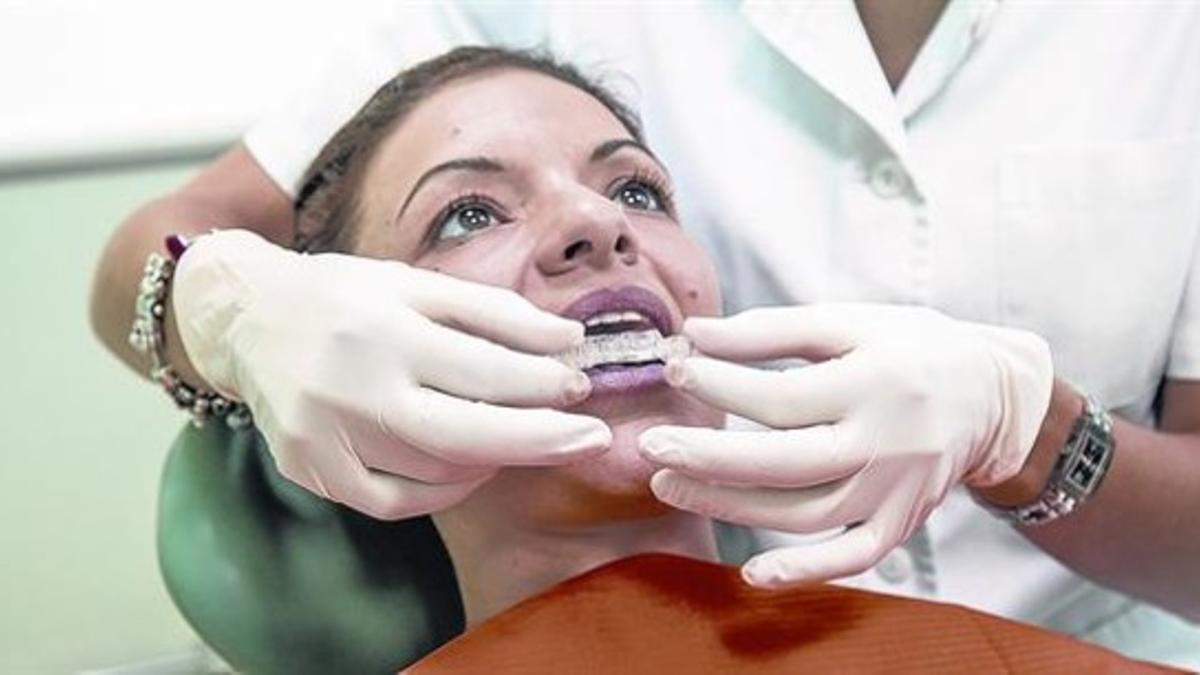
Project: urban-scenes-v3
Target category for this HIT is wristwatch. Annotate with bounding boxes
[994,395,1116,526]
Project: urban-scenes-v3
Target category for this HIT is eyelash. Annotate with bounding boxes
[610,168,677,217]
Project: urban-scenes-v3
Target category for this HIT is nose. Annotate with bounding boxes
[535,191,639,276]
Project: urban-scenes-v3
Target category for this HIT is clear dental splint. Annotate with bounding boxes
[557,329,691,370]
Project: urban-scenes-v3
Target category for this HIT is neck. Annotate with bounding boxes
[856,0,949,91]
[433,501,718,628]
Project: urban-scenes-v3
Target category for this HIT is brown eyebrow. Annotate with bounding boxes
[394,156,504,223]
[590,138,663,168]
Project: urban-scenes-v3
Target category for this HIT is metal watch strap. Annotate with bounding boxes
[994,395,1115,527]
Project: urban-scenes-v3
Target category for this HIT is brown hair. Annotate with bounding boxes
[293,46,645,254]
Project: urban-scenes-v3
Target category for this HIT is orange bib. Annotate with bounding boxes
[409,553,1178,674]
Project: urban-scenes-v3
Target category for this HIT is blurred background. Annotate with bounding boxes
[0,1,396,671]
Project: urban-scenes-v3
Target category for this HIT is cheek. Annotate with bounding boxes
[412,229,530,288]
[645,230,722,319]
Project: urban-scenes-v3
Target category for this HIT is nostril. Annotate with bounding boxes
[614,235,631,254]
[564,240,592,260]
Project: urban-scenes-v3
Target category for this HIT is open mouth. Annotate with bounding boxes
[558,287,691,393]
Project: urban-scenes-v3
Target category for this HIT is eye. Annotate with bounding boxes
[612,180,662,211]
[432,198,505,242]
[611,179,666,212]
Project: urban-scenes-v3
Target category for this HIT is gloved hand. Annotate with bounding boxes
[638,303,1053,587]
[172,229,611,520]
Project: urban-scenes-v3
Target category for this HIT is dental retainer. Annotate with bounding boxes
[557,329,692,370]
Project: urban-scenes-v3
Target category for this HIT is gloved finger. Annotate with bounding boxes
[740,520,893,588]
[350,470,495,520]
[343,412,500,484]
[332,468,495,521]
[381,387,612,467]
[409,269,584,354]
[647,469,869,532]
[279,445,496,520]
[664,356,855,428]
[362,449,497,485]
[683,305,871,362]
[638,425,867,487]
[414,322,590,407]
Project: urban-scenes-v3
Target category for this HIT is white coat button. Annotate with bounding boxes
[868,157,909,199]
[876,548,914,585]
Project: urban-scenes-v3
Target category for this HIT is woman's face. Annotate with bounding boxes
[351,68,722,524]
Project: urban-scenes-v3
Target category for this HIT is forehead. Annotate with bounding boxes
[374,68,634,175]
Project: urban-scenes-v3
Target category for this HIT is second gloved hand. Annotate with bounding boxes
[173,230,611,520]
[637,303,1052,587]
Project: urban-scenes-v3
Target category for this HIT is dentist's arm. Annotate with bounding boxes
[89,144,292,386]
[994,378,1200,621]
[90,145,611,520]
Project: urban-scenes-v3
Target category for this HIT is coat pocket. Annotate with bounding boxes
[995,138,1200,412]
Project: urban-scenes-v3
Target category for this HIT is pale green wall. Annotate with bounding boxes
[0,164,205,673]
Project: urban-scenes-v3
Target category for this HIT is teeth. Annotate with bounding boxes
[558,329,692,370]
[582,310,652,329]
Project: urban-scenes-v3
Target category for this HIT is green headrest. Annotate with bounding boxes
[156,423,463,674]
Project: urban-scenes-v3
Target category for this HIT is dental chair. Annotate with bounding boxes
[157,423,463,674]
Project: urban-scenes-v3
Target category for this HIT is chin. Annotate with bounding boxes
[495,385,721,528]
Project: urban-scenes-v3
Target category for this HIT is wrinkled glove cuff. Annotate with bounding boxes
[128,235,251,428]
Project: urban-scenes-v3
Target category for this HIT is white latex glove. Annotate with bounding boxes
[173,230,610,520]
[637,303,1052,587]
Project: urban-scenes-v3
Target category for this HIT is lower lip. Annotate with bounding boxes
[585,362,666,396]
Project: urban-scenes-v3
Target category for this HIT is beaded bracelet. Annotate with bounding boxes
[128,234,251,428]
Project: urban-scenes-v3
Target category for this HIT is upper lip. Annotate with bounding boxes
[560,285,675,336]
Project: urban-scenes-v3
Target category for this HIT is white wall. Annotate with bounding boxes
[0,0,396,171]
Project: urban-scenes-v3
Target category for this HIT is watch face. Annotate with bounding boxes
[1081,431,1108,464]
[1066,426,1112,494]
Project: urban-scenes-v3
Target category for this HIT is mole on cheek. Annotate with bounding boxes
[686,289,699,301]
